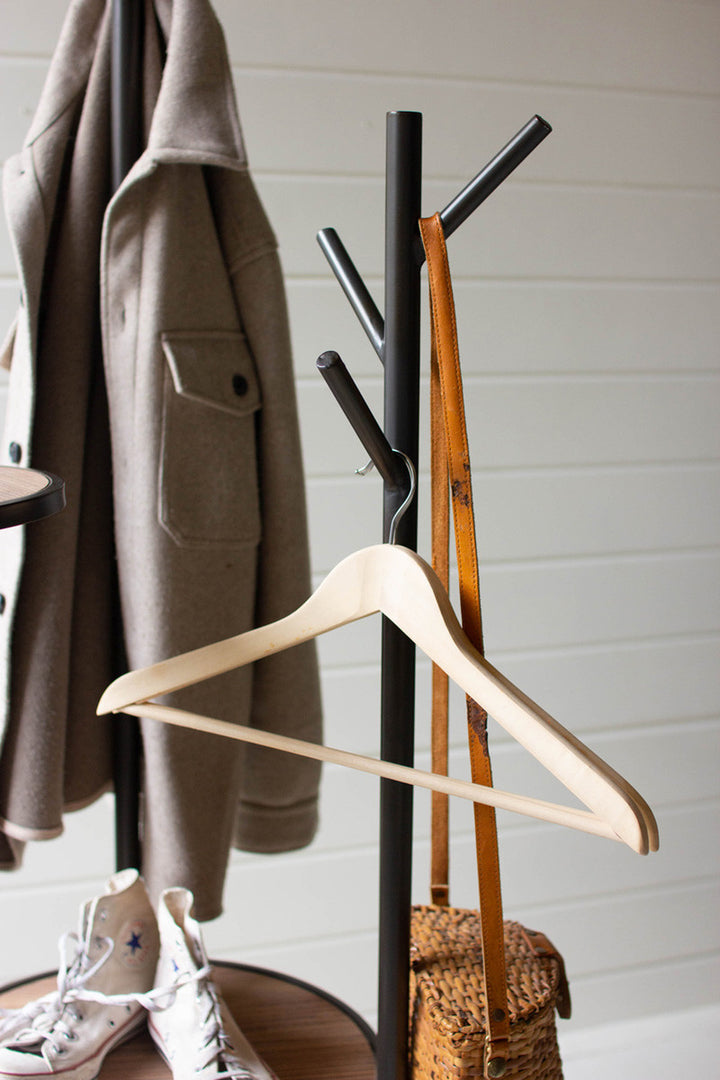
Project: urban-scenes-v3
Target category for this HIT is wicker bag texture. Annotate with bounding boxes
[409,906,571,1080]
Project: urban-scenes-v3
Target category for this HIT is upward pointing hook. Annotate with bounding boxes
[316,114,552,355]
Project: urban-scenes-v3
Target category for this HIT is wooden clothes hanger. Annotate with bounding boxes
[97,543,658,855]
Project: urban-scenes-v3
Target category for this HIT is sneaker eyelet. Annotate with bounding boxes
[107,1019,115,1028]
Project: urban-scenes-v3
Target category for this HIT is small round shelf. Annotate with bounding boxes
[0,963,377,1079]
[0,465,66,530]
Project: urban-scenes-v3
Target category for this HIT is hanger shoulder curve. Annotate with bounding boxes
[375,547,658,853]
[97,544,385,715]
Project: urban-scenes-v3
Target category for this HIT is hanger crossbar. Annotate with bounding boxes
[125,701,621,843]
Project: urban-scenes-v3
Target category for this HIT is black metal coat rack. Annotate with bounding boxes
[316,112,550,1080]
[109,4,551,1077]
[110,0,143,874]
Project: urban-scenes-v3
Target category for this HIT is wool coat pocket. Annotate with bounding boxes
[159,330,262,547]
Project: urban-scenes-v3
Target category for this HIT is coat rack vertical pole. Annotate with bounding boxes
[110,0,143,873]
[377,111,423,1080]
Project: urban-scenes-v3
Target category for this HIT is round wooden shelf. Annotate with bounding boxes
[0,465,65,529]
[0,962,377,1079]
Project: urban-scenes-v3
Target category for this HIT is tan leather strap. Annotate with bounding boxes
[429,320,450,908]
[421,212,510,1077]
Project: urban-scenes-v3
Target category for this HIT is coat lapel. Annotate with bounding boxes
[4,0,109,370]
[24,0,106,148]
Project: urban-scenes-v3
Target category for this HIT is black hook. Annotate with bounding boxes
[438,114,552,243]
[316,351,409,494]
[316,231,385,362]
[318,115,553,334]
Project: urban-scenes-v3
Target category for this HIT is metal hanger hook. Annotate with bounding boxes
[388,451,417,545]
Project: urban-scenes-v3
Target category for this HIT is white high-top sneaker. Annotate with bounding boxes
[148,888,277,1080]
[0,868,159,1079]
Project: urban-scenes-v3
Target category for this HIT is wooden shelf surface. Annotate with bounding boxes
[0,465,65,529]
[0,961,377,1079]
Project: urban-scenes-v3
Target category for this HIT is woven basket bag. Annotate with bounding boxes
[410,909,570,1080]
[409,215,571,1080]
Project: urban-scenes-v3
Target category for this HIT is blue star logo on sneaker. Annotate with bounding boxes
[126,929,143,953]
[119,918,153,968]
[0,870,160,1080]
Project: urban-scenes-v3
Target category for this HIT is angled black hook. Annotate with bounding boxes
[317,114,552,357]
[438,114,551,243]
[316,231,385,362]
[316,351,409,493]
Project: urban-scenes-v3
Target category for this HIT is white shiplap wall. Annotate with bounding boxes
[1,0,719,1049]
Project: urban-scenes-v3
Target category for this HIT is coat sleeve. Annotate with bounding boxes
[205,165,324,856]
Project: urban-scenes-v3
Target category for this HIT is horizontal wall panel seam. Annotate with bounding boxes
[11,56,717,103]
[253,170,720,197]
[312,547,720,576]
[511,876,718,919]
[288,276,720,291]
[305,461,720,482]
[227,62,720,104]
[253,169,720,197]
[301,371,720,387]
[317,629,720,662]
[565,950,720,987]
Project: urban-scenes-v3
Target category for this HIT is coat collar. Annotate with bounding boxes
[146,0,247,167]
[24,0,247,170]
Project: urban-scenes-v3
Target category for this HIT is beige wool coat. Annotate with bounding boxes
[0,0,322,918]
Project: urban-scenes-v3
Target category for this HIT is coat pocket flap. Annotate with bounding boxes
[161,331,261,416]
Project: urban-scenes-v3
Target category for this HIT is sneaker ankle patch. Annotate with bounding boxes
[117,919,155,969]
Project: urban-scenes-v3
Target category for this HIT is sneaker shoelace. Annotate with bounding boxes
[0,994,60,1042]
[8,1001,94,1067]
[1,907,115,1046]
[3,895,152,1067]
[150,941,260,1080]
[2,928,116,1067]
[4,906,266,1079]
[194,978,257,1080]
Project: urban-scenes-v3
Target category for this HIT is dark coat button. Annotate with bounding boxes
[8,442,22,464]
[232,374,249,396]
